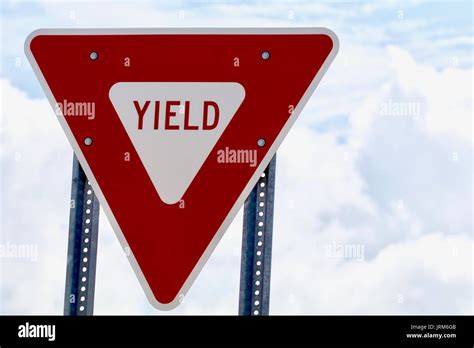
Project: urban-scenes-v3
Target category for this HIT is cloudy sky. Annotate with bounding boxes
[0,0,472,315]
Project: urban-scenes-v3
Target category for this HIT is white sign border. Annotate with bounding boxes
[25,28,339,311]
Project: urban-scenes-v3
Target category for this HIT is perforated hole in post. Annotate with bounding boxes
[248,166,273,316]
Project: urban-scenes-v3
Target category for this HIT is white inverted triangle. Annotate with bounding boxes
[109,82,245,204]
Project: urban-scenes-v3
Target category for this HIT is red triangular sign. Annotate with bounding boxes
[26,28,338,310]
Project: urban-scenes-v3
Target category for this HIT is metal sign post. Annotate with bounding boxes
[63,155,100,315]
[239,155,276,315]
[63,155,276,316]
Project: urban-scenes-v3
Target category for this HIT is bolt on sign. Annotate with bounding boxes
[26,28,338,310]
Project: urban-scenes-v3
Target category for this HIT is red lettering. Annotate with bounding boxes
[133,100,150,130]
[203,101,219,130]
[153,101,160,130]
[135,100,219,130]
[183,101,198,130]
[165,101,180,130]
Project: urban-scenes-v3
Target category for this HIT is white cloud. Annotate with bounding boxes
[269,44,472,314]
[386,45,473,144]
[0,79,70,314]
[271,233,473,314]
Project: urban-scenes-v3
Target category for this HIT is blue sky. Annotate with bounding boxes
[1,1,473,98]
[0,0,472,314]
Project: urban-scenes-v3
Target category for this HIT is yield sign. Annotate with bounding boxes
[26,28,338,310]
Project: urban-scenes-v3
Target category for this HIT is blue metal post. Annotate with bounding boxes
[239,155,276,315]
[63,155,99,315]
